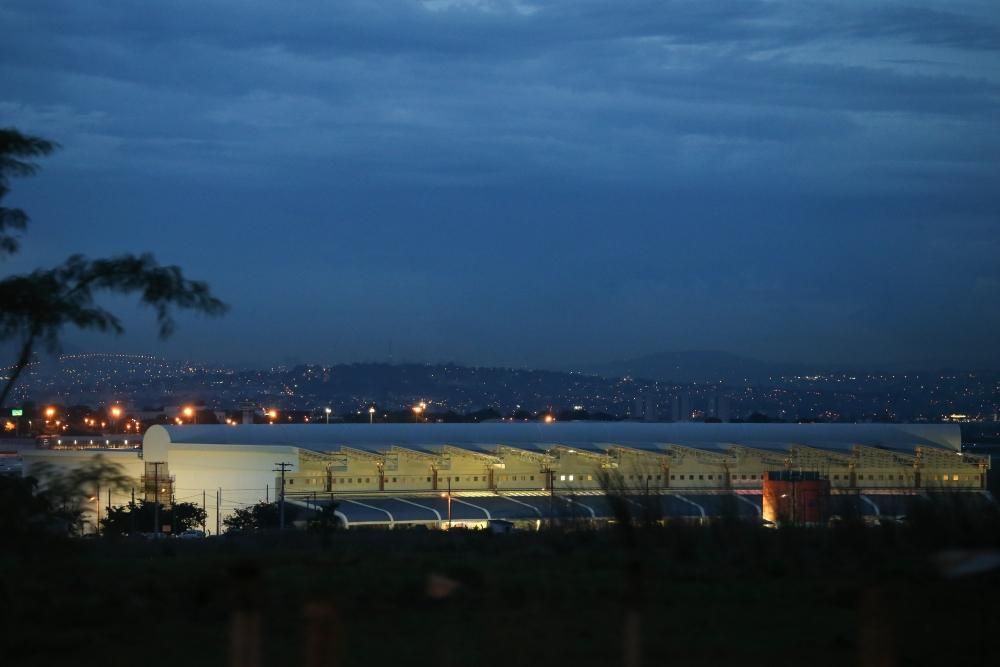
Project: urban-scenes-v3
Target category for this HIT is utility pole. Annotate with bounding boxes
[447,481,453,528]
[216,488,221,535]
[274,462,292,530]
[150,461,165,534]
[202,489,207,533]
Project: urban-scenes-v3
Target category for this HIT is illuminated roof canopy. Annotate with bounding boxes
[149,422,961,455]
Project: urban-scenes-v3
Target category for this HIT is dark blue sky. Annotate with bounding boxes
[2,1,998,369]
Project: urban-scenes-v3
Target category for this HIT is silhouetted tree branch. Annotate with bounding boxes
[0,129,227,407]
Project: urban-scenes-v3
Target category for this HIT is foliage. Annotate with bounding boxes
[223,501,300,533]
[0,128,57,256]
[0,128,227,408]
[21,455,133,536]
[0,474,66,538]
[101,500,208,536]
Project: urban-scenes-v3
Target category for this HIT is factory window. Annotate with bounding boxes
[952,474,959,481]
[427,477,431,482]
[868,475,874,481]
[833,475,840,481]
[530,476,535,481]
[392,477,397,483]
[689,475,695,480]
[878,474,884,480]
[588,475,593,481]
[455,477,460,482]
[707,475,713,480]
[750,475,757,480]
[289,479,294,485]
[560,475,567,481]
[741,474,747,480]
[656,475,661,481]
[568,475,575,482]
[473,476,478,482]
[698,475,704,481]
[670,475,675,480]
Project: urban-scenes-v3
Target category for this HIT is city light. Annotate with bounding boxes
[45,407,56,419]
[544,414,555,423]
[110,406,122,418]
[183,406,195,418]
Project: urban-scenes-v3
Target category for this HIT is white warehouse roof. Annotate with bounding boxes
[145,422,961,455]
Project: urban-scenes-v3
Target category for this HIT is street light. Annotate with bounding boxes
[89,494,100,536]
[110,405,122,433]
[324,407,332,424]
[182,406,195,423]
[440,478,452,529]
[412,404,423,423]
[368,406,376,424]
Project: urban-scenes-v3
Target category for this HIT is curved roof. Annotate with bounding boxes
[147,422,961,454]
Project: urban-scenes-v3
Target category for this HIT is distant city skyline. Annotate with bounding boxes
[3,2,998,370]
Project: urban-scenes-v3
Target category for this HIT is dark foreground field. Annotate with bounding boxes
[3,512,999,667]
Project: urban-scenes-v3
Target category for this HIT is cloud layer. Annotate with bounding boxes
[2,1,998,368]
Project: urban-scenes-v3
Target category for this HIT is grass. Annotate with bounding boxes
[1,515,999,667]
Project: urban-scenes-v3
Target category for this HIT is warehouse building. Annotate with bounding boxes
[21,422,991,530]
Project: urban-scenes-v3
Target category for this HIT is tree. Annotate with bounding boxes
[0,128,227,407]
[223,501,300,533]
[28,455,133,535]
[0,473,63,538]
[0,129,57,256]
[102,500,208,536]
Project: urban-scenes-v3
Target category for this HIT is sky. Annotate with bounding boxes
[2,0,999,370]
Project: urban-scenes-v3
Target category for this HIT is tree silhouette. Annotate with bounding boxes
[28,454,134,535]
[0,128,227,407]
[0,129,57,256]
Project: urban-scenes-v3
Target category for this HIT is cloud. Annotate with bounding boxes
[1,1,998,367]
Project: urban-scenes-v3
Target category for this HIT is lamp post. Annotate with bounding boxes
[324,407,332,424]
[182,406,195,424]
[110,406,122,433]
[412,404,423,423]
[441,478,452,529]
[368,406,375,424]
[90,492,100,536]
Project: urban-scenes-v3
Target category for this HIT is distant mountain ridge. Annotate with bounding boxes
[585,350,804,384]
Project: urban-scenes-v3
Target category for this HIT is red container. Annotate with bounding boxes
[762,476,830,525]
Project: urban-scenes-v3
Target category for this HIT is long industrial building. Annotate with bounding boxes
[21,422,992,531]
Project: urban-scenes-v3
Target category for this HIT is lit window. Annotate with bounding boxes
[560,475,566,481]
[952,474,959,482]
